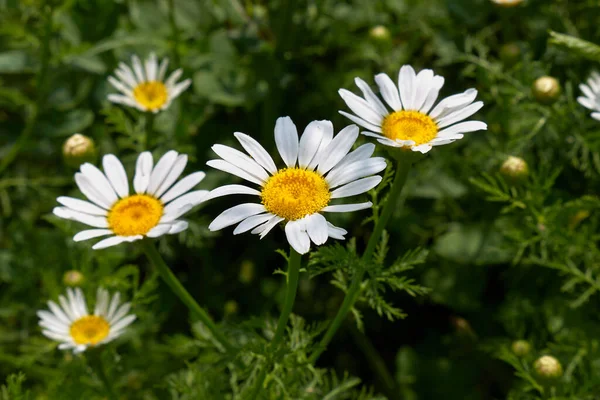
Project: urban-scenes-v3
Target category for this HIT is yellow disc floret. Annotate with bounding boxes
[381,110,438,146]
[70,315,110,345]
[107,194,163,236]
[133,81,168,111]
[261,168,330,221]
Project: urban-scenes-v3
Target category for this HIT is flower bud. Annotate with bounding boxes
[369,25,391,42]
[511,340,531,356]
[239,260,254,284]
[532,76,561,104]
[224,300,238,316]
[62,133,97,168]
[499,43,521,66]
[63,270,85,287]
[491,0,524,7]
[534,355,563,380]
[500,156,529,180]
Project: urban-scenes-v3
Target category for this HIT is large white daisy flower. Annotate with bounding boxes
[53,151,208,249]
[577,72,600,121]
[37,288,135,353]
[205,117,387,254]
[338,65,487,153]
[108,53,191,113]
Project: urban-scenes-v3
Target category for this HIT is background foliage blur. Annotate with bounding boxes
[1,0,600,398]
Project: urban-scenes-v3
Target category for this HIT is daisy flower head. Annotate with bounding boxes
[108,53,191,113]
[53,151,208,249]
[37,288,135,353]
[577,72,600,121]
[205,117,387,254]
[338,65,487,154]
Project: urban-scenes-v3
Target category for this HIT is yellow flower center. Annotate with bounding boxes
[107,194,163,236]
[133,81,168,111]
[381,110,438,146]
[261,168,330,221]
[70,315,110,345]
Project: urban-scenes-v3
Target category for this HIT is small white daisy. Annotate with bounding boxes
[577,72,600,121]
[37,288,135,353]
[53,151,208,249]
[108,53,191,113]
[338,65,487,154]
[205,117,387,254]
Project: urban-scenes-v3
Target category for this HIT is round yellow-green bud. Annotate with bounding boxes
[532,76,561,104]
[534,355,563,381]
[511,340,531,356]
[63,270,85,287]
[239,260,255,284]
[62,133,97,168]
[491,0,524,7]
[499,43,521,66]
[500,156,529,180]
[369,25,391,42]
[224,300,238,316]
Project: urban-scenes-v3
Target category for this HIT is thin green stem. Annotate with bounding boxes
[141,239,233,352]
[309,157,413,363]
[249,247,302,399]
[166,0,181,66]
[87,351,117,400]
[144,112,155,149]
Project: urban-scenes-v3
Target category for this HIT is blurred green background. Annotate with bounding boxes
[1,0,600,398]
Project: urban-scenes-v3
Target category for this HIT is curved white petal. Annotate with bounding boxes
[317,125,359,174]
[204,184,260,201]
[147,151,179,195]
[305,213,328,245]
[331,176,382,199]
[338,110,383,133]
[134,152,154,194]
[206,160,263,186]
[153,154,188,198]
[233,132,278,174]
[209,203,266,231]
[411,69,434,111]
[437,120,487,137]
[420,76,444,114]
[339,89,385,126]
[274,116,299,167]
[163,190,208,215]
[326,158,387,188]
[254,215,285,238]
[212,144,269,182]
[332,143,376,171]
[73,229,113,242]
[146,224,172,238]
[284,219,311,254]
[429,89,478,120]
[233,213,272,234]
[322,202,372,213]
[436,101,484,129]
[374,73,402,111]
[53,207,109,228]
[160,171,206,204]
[298,120,329,169]
[398,65,417,110]
[168,220,188,234]
[327,221,347,240]
[354,77,389,116]
[57,196,107,216]
[80,163,119,205]
[92,235,142,250]
[102,155,129,198]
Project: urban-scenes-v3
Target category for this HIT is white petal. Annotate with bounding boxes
[108,76,132,96]
[144,53,158,81]
[168,79,192,99]
[437,121,487,137]
[57,295,76,321]
[592,112,600,121]
[134,152,154,194]
[338,111,383,134]
[298,120,329,168]
[74,173,114,209]
[92,235,142,250]
[206,160,264,186]
[108,94,138,108]
[420,76,444,114]
[354,77,389,116]
[114,65,137,88]
[212,144,269,182]
[436,101,484,128]
[147,151,179,195]
[331,176,382,199]
[109,303,132,325]
[53,207,109,228]
[578,96,596,110]
[429,89,478,120]
[146,224,172,238]
[203,184,260,201]
[339,89,385,125]
[80,163,119,204]
[157,58,169,81]
[327,222,347,240]
[411,144,433,153]
[161,203,193,223]
[331,143,376,171]
[233,213,272,234]
[168,220,188,234]
[233,132,277,174]
[305,213,328,245]
[73,229,113,242]
[209,203,266,231]
[165,68,183,87]
[102,155,129,198]
[94,288,109,316]
[131,55,145,83]
[322,202,372,213]
[307,121,335,170]
[253,215,285,238]
[160,171,206,204]
[56,196,107,216]
[106,293,121,320]
[46,301,72,324]
[163,190,208,215]
[317,125,359,174]
[110,314,136,333]
[398,65,417,110]
[374,73,402,111]
[274,116,299,167]
[411,69,434,111]
[326,158,387,188]
[153,154,188,198]
[284,220,311,254]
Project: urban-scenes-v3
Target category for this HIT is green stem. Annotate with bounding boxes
[309,157,413,364]
[144,112,155,149]
[141,239,233,352]
[88,351,118,400]
[249,247,302,399]
[166,0,181,66]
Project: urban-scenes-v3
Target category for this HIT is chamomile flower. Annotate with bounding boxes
[205,117,387,254]
[339,65,487,153]
[37,288,135,353]
[108,53,191,113]
[577,72,600,121]
[53,151,208,249]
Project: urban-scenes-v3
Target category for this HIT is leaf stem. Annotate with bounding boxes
[140,239,233,352]
[309,156,413,363]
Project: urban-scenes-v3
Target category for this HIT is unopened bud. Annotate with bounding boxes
[450,316,476,338]
[62,133,97,168]
[500,156,529,180]
[499,43,521,66]
[239,260,254,284]
[533,76,561,104]
[534,355,563,380]
[63,270,85,287]
[491,0,524,7]
[224,300,238,316]
[511,340,531,356]
[369,26,391,42]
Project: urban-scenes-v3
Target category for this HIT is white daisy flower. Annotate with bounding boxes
[338,65,487,154]
[53,151,208,249]
[108,53,191,113]
[205,117,387,255]
[37,288,135,353]
[577,72,600,121]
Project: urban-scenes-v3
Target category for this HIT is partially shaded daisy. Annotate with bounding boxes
[108,53,191,113]
[205,117,387,254]
[53,151,208,249]
[339,65,487,153]
[577,72,600,121]
[37,288,135,353]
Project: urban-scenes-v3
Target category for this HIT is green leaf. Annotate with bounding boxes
[549,31,600,62]
[0,51,35,74]
[38,109,94,137]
